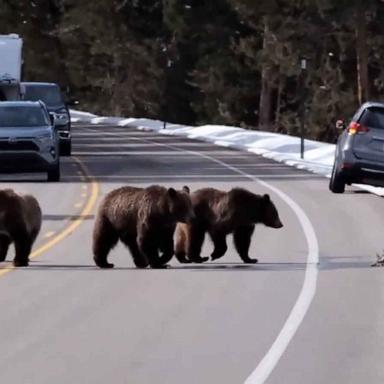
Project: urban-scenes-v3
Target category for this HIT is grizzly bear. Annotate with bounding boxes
[0,189,42,267]
[175,187,283,264]
[92,185,194,269]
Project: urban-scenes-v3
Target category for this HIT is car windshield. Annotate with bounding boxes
[24,86,63,107]
[359,107,384,129]
[0,106,48,127]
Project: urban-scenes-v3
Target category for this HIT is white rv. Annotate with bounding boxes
[0,34,23,101]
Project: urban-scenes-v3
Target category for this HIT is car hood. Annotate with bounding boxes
[0,126,52,138]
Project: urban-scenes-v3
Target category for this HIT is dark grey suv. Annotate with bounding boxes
[22,82,72,156]
[0,101,60,181]
[330,101,384,193]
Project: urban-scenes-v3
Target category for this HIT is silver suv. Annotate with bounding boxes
[22,82,72,156]
[330,102,384,193]
[0,101,60,181]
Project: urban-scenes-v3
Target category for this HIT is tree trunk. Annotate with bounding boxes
[258,16,274,131]
[355,3,369,104]
[275,75,283,130]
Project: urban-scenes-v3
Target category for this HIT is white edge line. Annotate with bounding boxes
[134,133,320,384]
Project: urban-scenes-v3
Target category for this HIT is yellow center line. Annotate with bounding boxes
[43,231,56,239]
[0,157,99,277]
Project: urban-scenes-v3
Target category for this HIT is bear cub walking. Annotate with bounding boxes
[0,189,42,267]
[93,185,194,269]
[175,187,283,264]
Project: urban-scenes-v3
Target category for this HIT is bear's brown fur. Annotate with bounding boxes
[93,185,194,269]
[175,187,283,264]
[0,189,42,267]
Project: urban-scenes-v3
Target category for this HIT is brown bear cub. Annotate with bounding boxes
[0,189,42,267]
[175,187,283,264]
[93,185,194,269]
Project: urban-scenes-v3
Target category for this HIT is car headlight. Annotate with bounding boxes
[36,133,53,146]
[55,114,69,124]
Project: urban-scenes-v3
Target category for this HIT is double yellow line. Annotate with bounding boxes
[0,157,99,277]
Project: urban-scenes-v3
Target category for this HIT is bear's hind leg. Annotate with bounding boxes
[93,215,118,269]
[0,235,11,262]
[233,225,257,263]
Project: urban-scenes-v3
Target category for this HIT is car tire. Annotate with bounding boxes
[47,166,60,182]
[60,140,71,157]
[329,164,345,193]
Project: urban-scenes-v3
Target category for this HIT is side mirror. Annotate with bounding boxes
[49,112,57,126]
[335,119,346,130]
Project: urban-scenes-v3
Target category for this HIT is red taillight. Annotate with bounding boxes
[348,122,369,135]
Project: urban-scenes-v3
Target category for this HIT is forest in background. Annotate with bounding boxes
[1,0,384,142]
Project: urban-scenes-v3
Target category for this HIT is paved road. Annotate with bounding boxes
[1,123,384,383]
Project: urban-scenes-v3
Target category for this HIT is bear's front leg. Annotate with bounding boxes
[233,225,258,263]
[158,227,176,265]
[209,230,228,261]
[13,239,31,267]
[186,225,209,263]
[137,230,168,269]
[120,234,149,268]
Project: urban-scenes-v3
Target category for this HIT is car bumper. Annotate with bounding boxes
[340,160,384,186]
[0,151,59,173]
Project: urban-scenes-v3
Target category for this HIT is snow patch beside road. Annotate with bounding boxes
[70,110,384,196]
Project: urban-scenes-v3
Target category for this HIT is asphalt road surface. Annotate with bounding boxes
[1,123,384,384]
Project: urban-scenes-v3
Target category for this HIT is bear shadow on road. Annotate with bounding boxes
[20,261,307,272]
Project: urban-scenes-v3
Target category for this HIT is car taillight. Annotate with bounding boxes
[348,122,369,135]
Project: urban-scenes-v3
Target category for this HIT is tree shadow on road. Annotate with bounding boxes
[319,256,374,270]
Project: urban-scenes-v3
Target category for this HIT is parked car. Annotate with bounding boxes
[0,101,60,181]
[22,82,74,156]
[330,101,384,193]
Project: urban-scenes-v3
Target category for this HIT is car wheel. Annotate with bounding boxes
[47,166,60,182]
[60,140,71,156]
[329,164,345,193]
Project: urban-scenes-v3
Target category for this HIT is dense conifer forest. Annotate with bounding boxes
[1,0,384,142]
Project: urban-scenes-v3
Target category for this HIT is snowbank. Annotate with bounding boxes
[70,110,384,196]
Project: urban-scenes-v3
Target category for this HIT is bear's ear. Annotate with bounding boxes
[182,185,190,194]
[167,188,177,198]
[263,194,270,202]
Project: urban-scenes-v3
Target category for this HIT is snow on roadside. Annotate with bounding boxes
[70,110,98,121]
[70,110,384,197]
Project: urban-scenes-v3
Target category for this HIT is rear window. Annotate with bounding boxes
[24,85,63,107]
[0,106,49,127]
[359,107,384,129]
